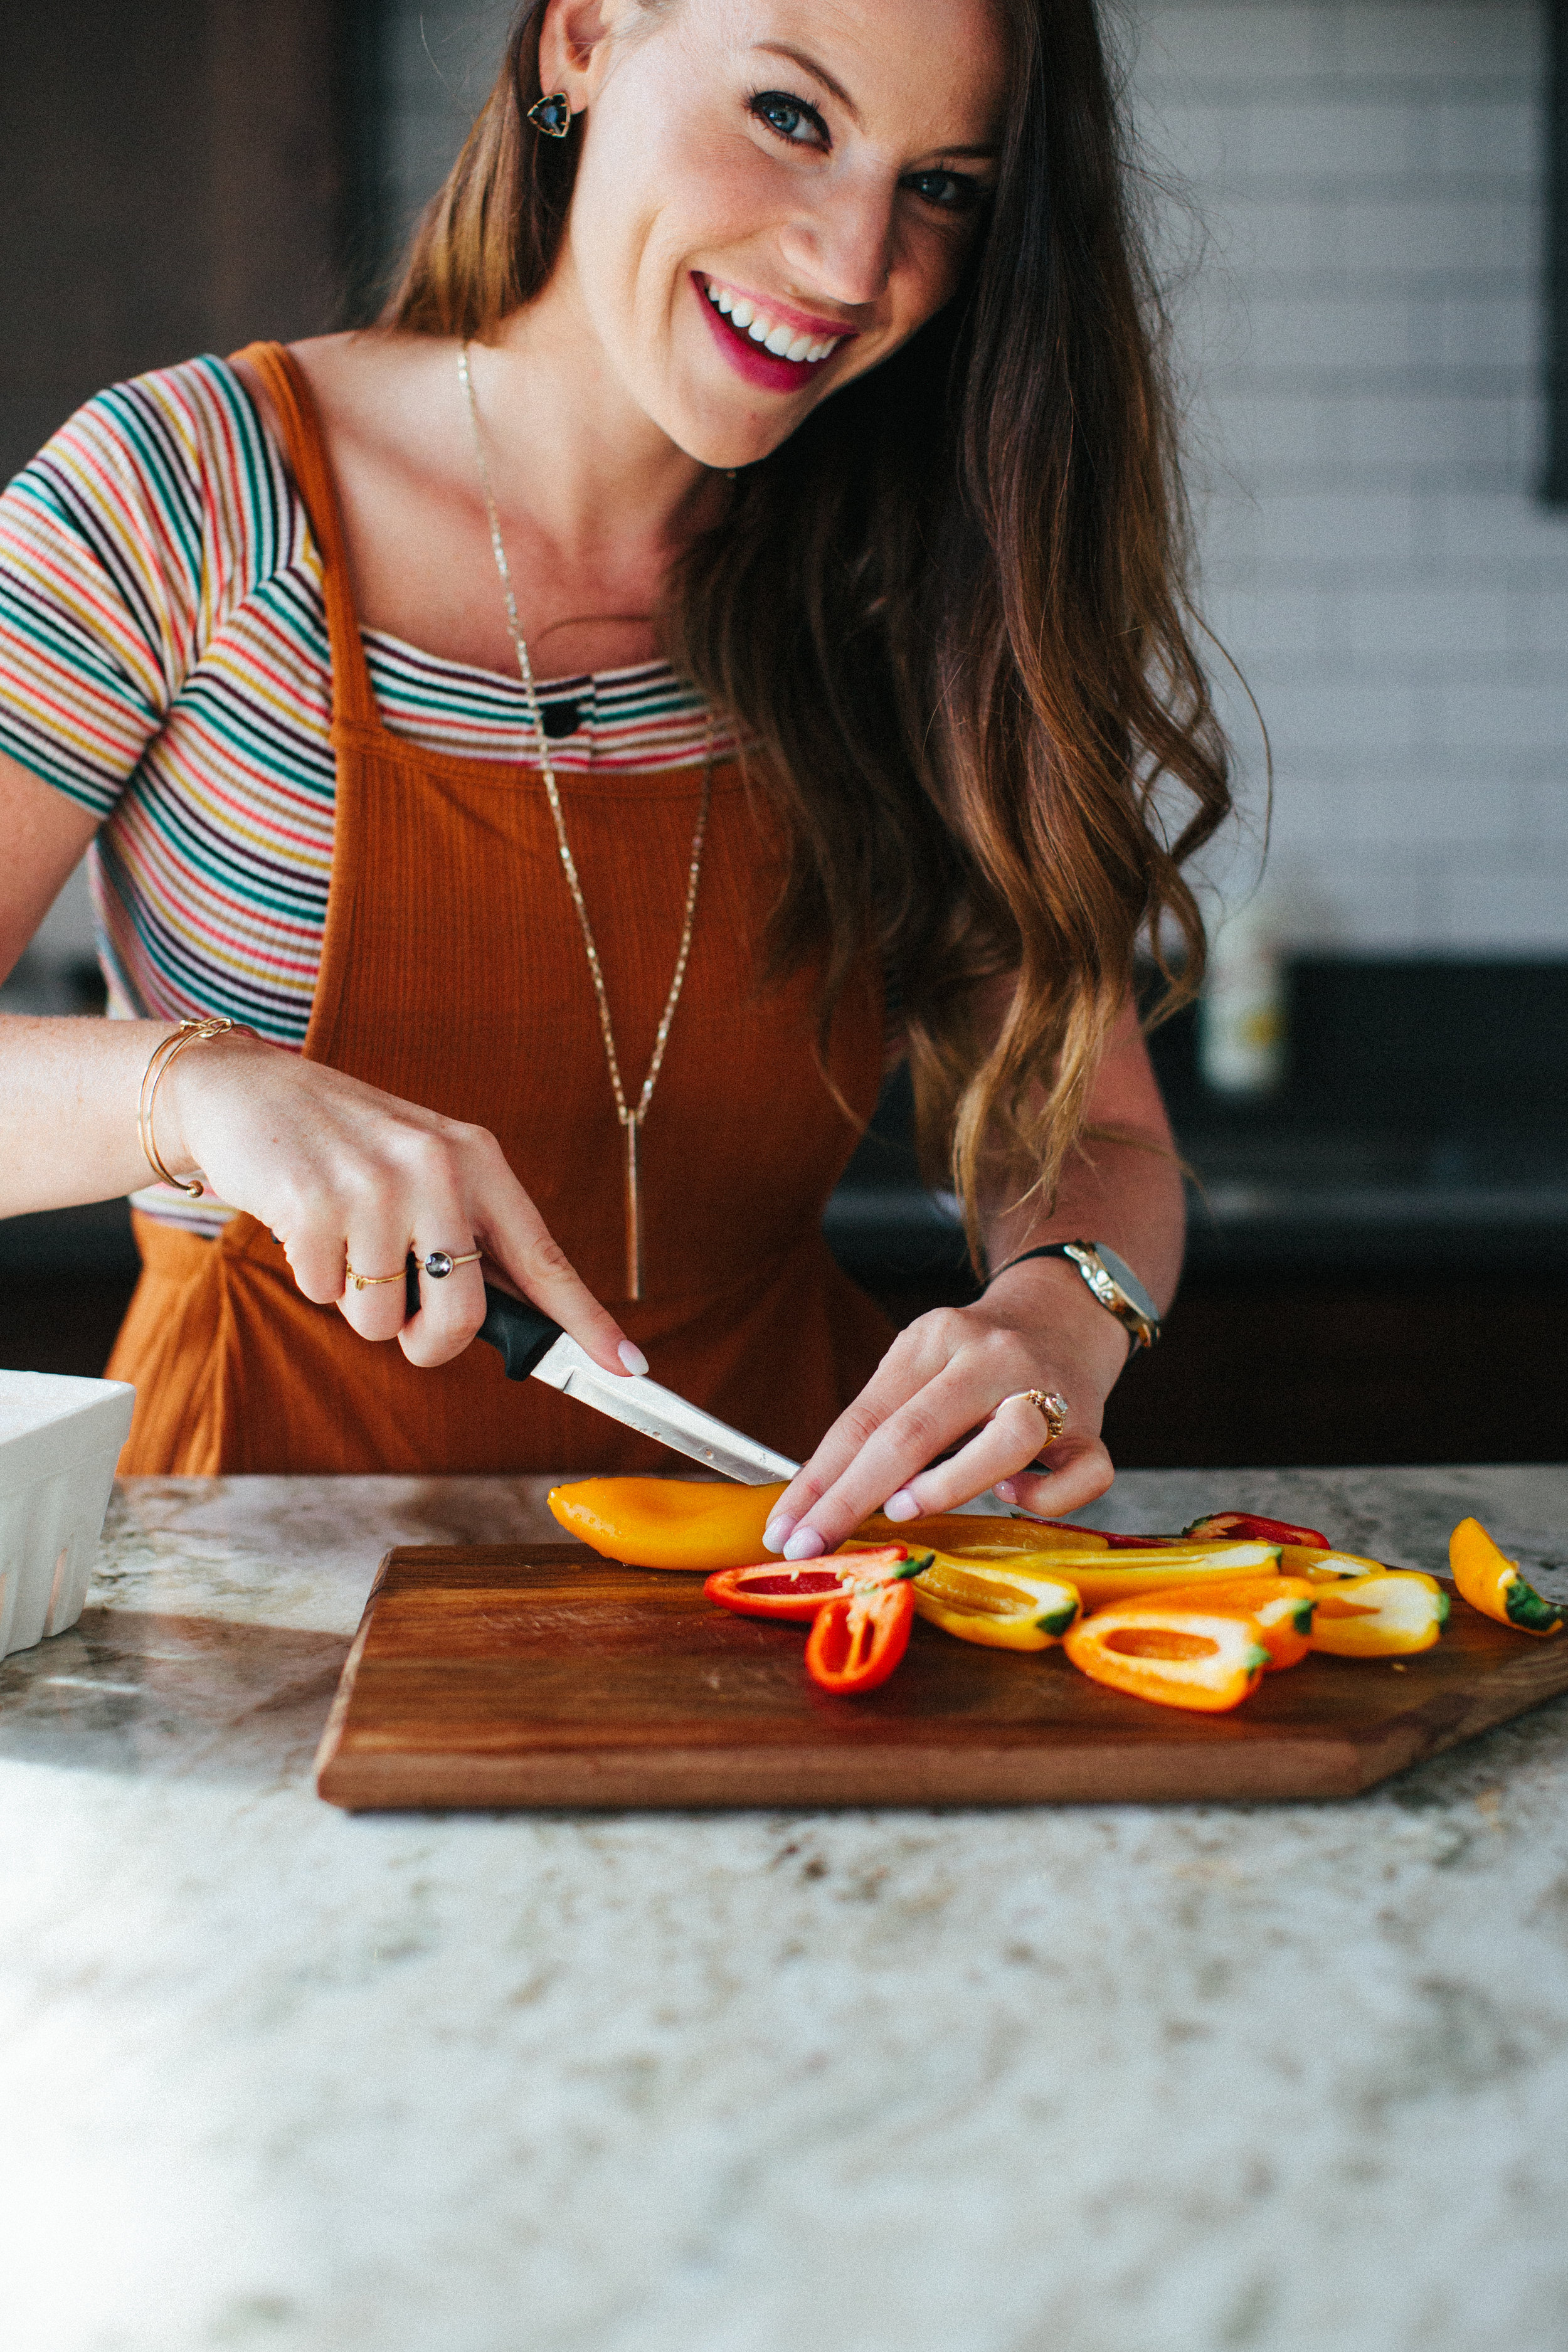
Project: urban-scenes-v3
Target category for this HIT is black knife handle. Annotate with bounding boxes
[400,1264,563,1380]
[477,1285,564,1380]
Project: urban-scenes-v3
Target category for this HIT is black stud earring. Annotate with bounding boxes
[526,91,573,138]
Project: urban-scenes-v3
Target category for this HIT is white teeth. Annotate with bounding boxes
[705,281,840,366]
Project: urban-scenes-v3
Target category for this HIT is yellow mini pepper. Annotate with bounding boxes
[1308,1569,1449,1658]
[927,1539,1279,1612]
[1449,1517,1564,1637]
[906,1552,1082,1651]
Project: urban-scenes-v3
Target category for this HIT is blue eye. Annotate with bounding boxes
[904,169,983,215]
[749,89,829,149]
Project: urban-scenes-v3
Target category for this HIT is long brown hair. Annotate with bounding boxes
[390,0,1231,1261]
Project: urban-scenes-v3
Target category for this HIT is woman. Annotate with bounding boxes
[0,0,1226,1560]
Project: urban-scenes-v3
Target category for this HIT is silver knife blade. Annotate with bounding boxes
[531,1332,800,1485]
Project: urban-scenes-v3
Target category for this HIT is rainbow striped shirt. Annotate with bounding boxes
[0,356,740,1231]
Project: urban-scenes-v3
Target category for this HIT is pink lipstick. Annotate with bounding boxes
[692,273,854,395]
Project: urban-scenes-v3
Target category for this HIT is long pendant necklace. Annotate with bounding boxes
[458,342,712,1303]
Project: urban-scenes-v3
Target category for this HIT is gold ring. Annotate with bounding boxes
[344,1263,406,1291]
[1003,1389,1068,1449]
[421,1249,482,1279]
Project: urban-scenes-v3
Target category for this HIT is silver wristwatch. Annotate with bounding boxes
[989,1241,1162,1351]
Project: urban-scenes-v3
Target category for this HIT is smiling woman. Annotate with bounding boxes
[0,0,1228,1543]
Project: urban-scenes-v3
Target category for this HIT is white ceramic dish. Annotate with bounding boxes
[0,1370,135,1660]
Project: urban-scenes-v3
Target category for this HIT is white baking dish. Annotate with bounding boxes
[0,1370,135,1660]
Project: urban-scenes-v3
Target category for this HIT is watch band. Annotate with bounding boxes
[987,1240,1161,1351]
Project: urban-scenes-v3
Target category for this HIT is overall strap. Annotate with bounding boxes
[229,341,377,730]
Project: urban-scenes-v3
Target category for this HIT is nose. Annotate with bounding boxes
[776,167,896,312]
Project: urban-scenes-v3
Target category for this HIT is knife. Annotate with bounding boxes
[475,1285,799,1485]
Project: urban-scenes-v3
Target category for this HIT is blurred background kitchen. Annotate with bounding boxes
[2,0,1564,1467]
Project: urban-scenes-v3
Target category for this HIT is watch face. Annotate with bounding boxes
[1092,1245,1158,1324]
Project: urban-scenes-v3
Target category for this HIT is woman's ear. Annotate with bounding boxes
[536,0,627,112]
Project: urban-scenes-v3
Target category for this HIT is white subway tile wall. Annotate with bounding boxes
[1136,0,1562,947]
[370,3,1568,951]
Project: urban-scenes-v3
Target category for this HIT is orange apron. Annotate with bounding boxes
[108,341,893,1474]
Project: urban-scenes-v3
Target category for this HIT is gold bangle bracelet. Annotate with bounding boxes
[138,1017,259,1197]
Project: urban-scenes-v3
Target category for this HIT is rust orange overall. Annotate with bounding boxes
[109,343,893,1473]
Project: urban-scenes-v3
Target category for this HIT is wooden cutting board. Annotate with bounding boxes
[314,1542,1568,1810]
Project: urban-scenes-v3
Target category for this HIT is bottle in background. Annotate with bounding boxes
[1199,898,1287,1098]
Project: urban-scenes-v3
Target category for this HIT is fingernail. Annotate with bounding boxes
[763,1513,794,1553]
[782,1526,826,1561]
[882,1490,919,1522]
[617,1340,649,1376]
[994,1480,1017,1503]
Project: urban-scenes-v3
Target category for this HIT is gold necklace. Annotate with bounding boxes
[458,342,712,1303]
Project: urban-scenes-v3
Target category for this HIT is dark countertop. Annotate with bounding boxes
[825,956,1568,1288]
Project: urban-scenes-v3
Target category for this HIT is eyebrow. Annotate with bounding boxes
[754,41,861,122]
[751,41,1000,160]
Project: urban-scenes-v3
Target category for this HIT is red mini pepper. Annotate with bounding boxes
[704,1545,929,1623]
[1184,1510,1330,1550]
[805,1578,916,1695]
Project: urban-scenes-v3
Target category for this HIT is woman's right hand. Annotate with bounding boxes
[160,1027,642,1376]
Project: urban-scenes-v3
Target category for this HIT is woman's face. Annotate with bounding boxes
[540,0,1009,469]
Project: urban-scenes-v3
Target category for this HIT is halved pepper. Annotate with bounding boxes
[805,1578,915,1695]
[1064,1601,1271,1712]
[1308,1569,1449,1657]
[1185,1510,1330,1550]
[1135,1575,1316,1670]
[704,1546,930,1623]
[1449,1517,1564,1637]
[907,1553,1081,1652]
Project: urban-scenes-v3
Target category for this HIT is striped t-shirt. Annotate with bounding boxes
[0,355,741,1229]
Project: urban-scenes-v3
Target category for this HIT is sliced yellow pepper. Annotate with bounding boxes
[906,1552,1082,1651]
[1286,1546,1392,1581]
[955,1540,1279,1611]
[1449,1517,1564,1638]
[851,1533,1279,1611]
[1308,1569,1449,1657]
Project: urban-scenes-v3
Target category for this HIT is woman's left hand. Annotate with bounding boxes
[761,1258,1132,1559]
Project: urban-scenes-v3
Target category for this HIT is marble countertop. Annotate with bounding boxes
[4,1465,1568,2352]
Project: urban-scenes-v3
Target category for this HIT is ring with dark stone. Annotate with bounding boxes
[424,1251,455,1279]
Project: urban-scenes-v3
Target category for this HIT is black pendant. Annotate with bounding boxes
[539,697,581,739]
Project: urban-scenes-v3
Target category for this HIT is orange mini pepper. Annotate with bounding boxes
[1064,1601,1271,1712]
[548,1476,788,1569]
[1136,1575,1316,1670]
